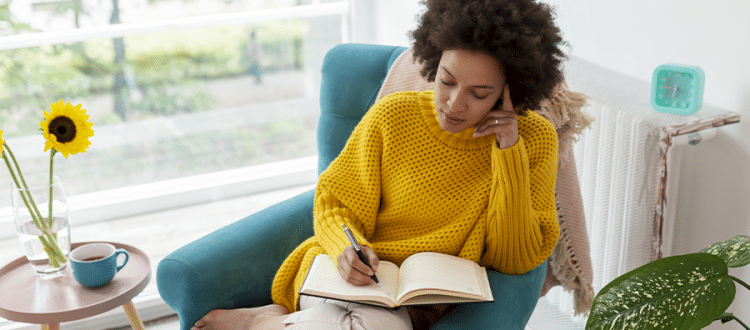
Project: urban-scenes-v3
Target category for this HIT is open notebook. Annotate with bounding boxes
[299,252,493,308]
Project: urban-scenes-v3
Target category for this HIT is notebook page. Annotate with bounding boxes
[397,252,483,299]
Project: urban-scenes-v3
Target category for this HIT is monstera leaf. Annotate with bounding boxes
[586,253,736,330]
[700,235,750,268]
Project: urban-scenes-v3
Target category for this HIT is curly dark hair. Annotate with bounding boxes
[411,0,568,115]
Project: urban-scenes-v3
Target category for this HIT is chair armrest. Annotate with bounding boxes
[156,189,315,330]
[431,260,547,330]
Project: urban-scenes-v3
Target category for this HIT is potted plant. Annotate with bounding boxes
[586,235,750,329]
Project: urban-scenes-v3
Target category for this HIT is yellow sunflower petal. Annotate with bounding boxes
[0,130,5,157]
[40,100,94,158]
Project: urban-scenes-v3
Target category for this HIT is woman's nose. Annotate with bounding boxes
[448,90,464,112]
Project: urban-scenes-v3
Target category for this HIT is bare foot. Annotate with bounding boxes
[191,304,289,330]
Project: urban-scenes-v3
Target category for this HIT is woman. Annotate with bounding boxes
[192,0,567,329]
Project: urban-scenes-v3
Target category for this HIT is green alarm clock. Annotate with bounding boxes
[651,63,705,115]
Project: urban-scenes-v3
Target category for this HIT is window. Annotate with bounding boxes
[0,1,348,328]
[0,0,348,213]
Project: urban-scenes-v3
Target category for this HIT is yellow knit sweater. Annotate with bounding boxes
[271,91,559,312]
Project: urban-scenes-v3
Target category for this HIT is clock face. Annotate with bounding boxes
[650,64,705,115]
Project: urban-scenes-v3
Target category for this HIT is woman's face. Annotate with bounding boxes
[434,49,506,134]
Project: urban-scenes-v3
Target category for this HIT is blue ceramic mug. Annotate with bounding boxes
[70,243,129,287]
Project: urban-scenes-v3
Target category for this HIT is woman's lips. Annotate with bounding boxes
[441,110,465,124]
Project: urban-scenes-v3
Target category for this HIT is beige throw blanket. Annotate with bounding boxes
[375,48,595,316]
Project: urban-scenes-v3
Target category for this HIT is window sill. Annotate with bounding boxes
[0,156,318,240]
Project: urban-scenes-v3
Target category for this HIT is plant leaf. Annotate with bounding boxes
[586,253,735,330]
[700,235,750,268]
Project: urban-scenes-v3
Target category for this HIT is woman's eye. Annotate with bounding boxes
[474,94,488,100]
[440,79,455,86]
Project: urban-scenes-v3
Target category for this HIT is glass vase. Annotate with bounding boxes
[11,174,71,279]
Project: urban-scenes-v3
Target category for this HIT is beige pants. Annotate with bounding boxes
[282,296,413,330]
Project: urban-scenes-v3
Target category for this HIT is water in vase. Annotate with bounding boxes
[17,217,71,276]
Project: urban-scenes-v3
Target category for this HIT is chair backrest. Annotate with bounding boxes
[317,43,407,175]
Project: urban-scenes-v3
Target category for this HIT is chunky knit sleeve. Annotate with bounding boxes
[313,103,386,260]
[481,112,560,274]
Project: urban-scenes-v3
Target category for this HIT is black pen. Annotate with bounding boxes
[342,224,379,285]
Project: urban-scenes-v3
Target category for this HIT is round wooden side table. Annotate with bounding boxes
[0,241,151,330]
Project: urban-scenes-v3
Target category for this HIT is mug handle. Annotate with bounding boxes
[115,249,129,272]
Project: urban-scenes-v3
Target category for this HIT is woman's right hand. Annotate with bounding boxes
[337,245,379,286]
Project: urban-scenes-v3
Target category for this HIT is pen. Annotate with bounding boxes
[342,224,379,285]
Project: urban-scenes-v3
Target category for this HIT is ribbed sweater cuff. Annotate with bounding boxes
[315,192,373,261]
[489,136,542,273]
[492,136,530,192]
[319,220,372,260]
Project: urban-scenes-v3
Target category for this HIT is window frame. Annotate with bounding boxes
[0,0,348,235]
[0,2,350,328]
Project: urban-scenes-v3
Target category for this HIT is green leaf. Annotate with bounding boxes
[586,253,735,330]
[700,235,750,268]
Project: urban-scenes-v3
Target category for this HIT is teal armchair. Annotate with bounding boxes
[157,43,547,330]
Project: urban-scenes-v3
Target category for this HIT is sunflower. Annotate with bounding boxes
[0,130,4,157]
[40,100,95,158]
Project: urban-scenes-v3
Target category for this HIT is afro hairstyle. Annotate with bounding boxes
[411,0,569,115]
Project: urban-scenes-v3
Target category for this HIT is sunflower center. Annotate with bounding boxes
[49,116,77,143]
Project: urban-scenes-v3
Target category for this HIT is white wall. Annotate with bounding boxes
[546,1,750,327]
[365,0,750,327]
[350,0,422,46]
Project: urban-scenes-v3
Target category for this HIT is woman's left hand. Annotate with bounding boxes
[473,84,519,149]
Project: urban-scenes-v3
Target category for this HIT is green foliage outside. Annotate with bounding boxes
[0,20,307,137]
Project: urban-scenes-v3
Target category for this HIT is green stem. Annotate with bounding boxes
[37,235,60,267]
[731,275,750,292]
[3,150,47,234]
[46,149,65,263]
[735,317,750,330]
[48,149,55,231]
[5,144,50,234]
[3,146,66,266]
[720,313,750,330]
[44,233,66,264]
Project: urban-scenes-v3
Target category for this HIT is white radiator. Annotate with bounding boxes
[575,100,661,290]
[527,57,740,329]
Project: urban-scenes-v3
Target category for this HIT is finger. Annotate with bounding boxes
[478,109,515,128]
[474,117,515,137]
[347,251,375,277]
[475,114,498,133]
[361,246,379,273]
[337,254,373,285]
[503,84,514,112]
[475,126,513,138]
[337,247,360,279]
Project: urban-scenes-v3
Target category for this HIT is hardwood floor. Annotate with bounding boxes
[106,313,180,330]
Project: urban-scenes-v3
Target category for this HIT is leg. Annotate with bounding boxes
[41,325,59,330]
[122,300,145,330]
[282,296,412,330]
[191,304,290,330]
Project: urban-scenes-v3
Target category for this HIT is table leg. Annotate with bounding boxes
[122,300,146,330]
[41,325,59,330]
